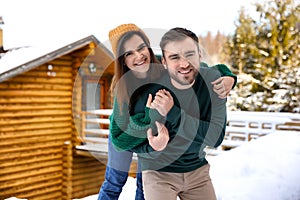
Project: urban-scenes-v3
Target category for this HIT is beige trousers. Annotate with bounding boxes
[142,164,217,200]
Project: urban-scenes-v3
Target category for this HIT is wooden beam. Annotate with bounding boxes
[0,82,72,90]
[0,97,72,103]
[0,128,72,140]
[0,109,72,118]
[0,104,72,112]
[0,90,72,97]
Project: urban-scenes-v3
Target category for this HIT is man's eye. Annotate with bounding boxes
[170,56,179,60]
[186,53,195,57]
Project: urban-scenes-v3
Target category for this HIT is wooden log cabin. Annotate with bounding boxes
[0,35,123,199]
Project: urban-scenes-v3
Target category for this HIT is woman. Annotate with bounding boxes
[98,23,163,200]
[98,23,237,200]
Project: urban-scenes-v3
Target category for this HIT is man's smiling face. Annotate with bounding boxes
[162,37,201,89]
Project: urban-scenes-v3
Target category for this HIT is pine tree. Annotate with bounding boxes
[224,7,257,75]
[225,0,300,112]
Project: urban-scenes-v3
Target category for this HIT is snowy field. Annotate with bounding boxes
[75,130,300,200]
[7,131,300,200]
[209,130,300,200]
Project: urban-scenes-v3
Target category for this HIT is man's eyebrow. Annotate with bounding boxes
[185,50,196,55]
[167,53,179,58]
[165,50,179,57]
[167,50,195,58]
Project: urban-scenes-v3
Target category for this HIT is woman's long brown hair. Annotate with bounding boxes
[110,31,164,111]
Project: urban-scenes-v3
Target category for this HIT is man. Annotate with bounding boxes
[130,27,227,200]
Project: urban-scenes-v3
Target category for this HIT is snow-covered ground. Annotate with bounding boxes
[73,130,300,200]
[7,130,300,200]
[209,130,300,200]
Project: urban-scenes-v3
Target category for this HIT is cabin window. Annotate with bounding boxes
[82,76,111,129]
[85,81,100,129]
[85,82,101,111]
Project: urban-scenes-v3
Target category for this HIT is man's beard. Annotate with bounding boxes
[169,69,198,86]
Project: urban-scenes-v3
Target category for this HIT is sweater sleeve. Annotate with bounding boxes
[110,97,164,151]
[201,62,237,89]
[212,63,237,89]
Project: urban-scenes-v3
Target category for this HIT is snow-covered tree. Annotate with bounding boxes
[225,0,300,112]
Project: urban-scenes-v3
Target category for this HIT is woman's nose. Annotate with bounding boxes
[134,51,143,59]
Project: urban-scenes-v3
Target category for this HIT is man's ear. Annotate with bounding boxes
[162,58,167,69]
[198,49,202,60]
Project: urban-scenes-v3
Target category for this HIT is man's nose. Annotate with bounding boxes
[179,57,189,68]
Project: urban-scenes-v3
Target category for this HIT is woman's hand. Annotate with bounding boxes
[146,94,153,108]
[150,89,173,117]
[211,76,234,99]
[147,121,169,151]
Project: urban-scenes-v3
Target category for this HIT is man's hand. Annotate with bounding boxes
[150,89,174,117]
[147,121,169,151]
[211,76,234,99]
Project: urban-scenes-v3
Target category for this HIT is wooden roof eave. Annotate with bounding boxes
[0,35,114,83]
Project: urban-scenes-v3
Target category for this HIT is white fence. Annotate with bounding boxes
[219,111,300,151]
[77,110,300,156]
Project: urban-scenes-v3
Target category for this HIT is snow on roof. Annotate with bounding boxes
[0,45,52,74]
[0,35,111,82]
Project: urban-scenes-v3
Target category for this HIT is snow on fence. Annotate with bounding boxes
[76,110,300,156]
[221,111,300,150]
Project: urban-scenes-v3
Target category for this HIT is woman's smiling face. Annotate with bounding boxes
[123,34,151,78]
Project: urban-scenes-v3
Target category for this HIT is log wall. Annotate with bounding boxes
[0,44,113,199]
[71,155,105,199]
[0,56,73,199]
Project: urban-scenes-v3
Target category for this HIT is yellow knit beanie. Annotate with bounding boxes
[108,23,148,57]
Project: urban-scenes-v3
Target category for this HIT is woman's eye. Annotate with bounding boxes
[137,44,147,51]
[124,52,132,57]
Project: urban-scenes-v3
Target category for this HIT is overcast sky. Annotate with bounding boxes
[0,0,257,49]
